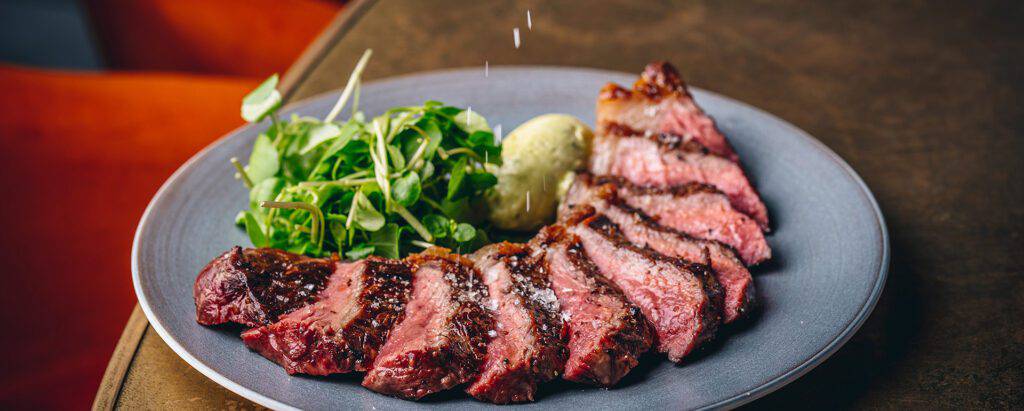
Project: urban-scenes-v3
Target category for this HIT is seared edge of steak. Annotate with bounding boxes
[532,226,653,386]
[194,247,334,327]
[362,248,495,400]
[597,62,738,161]
[579,174,771,265]
[565,209,723,362]
[240,257,413,375]
[561,178,754,323]
[465,243,567,403]
[588,127,770,230]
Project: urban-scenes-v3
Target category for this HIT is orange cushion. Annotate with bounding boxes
[0,64,257,408]
[85,0,342,76]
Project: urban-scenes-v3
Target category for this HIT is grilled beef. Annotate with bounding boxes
[560,180,754,322]
[589,123,769,229]
[464,243,566,403]
[564,211,723,362]
[362,249,495,400]
[532,226,653,386]
[571,174,770,265]
[194,247,335,327]
[597,62,738,162]
[240,257,413,375]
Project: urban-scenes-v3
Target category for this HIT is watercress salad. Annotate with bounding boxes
[232,50,501,259]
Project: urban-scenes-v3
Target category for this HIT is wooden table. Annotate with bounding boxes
[93,0,1024,409]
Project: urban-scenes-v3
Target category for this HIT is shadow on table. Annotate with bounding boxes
[743,205,924,409]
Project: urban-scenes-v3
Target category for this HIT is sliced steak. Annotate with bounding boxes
[560,179,754,322]
[531,226,653,386]
[194,247,335,327]
[240,257,413,375]
[362,249,495,400]
[589,124,769,229]
[464,243,566,404]
[571,174,770,265]
[597,61,738,162]
[564,211,723,362]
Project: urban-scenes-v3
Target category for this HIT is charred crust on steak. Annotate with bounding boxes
[637,61,688,96]
[568,174,745,258]
[410,250,496,369]
[194,247,335,327]
[465,243,567,403]
[599,61,689,101]
[236,248,335,322]
[601,121,712,154]
[362,248,496,400]
[238,256,414,375]
[587,173,723,199]
[482,243,566,365]
[531,226,654,386]
[582,215,724,326]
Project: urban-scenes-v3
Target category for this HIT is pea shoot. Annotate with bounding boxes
[233,50,500,258]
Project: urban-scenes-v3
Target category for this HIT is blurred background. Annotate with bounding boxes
[0,0,345,407]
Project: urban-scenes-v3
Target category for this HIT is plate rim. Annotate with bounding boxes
[131,65,889,411]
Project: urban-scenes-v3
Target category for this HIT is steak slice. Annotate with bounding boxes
[560,179,754,322]
[362,249,495,400]
[239,257,412,375]
[564,211,723,362]
[464,243,567,403]
[194,247,335,327]
[597,61,738,162]
[573,174,770,265]
[589,123,769,229]
[531,226,653,386]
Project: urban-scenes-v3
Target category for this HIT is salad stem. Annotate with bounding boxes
[394,204,433,242]
[324,49,373,123]
[230,157,254,188]
[261,201,325,249]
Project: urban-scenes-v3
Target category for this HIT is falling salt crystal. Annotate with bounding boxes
[467,106,473,126]
[488,330,497,337]
[485,60,489,77]
[493,124,503,145]
[527,10,532,30]
[526,190,531,212]
[513,27,521,48]
[542,175,547,192]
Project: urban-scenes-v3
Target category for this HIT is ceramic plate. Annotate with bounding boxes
[133,67,888,410]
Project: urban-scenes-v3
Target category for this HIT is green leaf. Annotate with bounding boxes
[454,109,489,134]
[421,160,435,179]
[351,191,385,231]
[386,144,406,170]
[345,244,374,260]
[246,134,279,184]
[328,220,346,247]
[368,223,401,259]
[467,172,498,192]
[391,171,421,207]
[241,74,282,122]
[453,223,476,242]
[423,214,450,239]
[243,211,268,247]
[417,120,443,161]
[300,123,341,154]
[446,157,468,201]
[467,131,494,147]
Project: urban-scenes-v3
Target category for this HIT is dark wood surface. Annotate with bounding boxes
[97,1,1024,409]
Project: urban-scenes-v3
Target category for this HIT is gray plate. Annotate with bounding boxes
[133,67,888,410]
